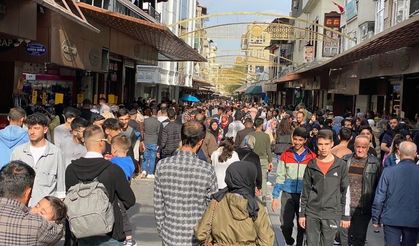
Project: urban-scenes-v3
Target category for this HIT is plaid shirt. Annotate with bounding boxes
[154,151,218,246]
[0,198,63,246]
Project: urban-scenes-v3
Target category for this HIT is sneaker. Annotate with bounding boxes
[123,238,137,246]
[140,171,147,179]
[147,174,155,179]
[267,181,272,186]
[285,237,295,246]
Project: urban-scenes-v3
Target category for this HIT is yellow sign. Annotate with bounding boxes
[31,90,37,105]
[55,93,64,104]
[77,94,84,104]
[42,92,47,105]
[108,94,116,104]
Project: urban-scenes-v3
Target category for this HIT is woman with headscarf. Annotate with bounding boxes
[209,119,222,144]
[195,161,274,246]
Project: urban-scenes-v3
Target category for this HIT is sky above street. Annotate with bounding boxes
[198,0,292,65]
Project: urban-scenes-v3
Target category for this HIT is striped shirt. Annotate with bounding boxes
[154,150,218,245]
[0,198,63,245]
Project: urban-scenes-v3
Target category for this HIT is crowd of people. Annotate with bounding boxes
[0,97,418,246]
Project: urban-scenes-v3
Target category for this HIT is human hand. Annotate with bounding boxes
[299,217,306,229]
[271,199,280,212]
[268,163,273,172]
[372,224,381,233]
[340,220,351,229]
[256,188,262,196]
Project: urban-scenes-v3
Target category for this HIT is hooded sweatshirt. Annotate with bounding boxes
[65,157,136,240]
[0,125,28,168]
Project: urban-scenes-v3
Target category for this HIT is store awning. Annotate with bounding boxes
[273,72,303,83]
[77,3,206,62]
[295,14,419,74]
[245,85,262,95]
[193,78,214,87]
[35,0,99,33]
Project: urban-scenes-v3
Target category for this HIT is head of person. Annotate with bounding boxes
[64,107,81,124]
[31,196,67,223]
[26,113,49,144]
[128,109,137,121]
[217,107,224,115]
[102,118,122,140]
[181,120,205,153]
[234,111,243,121]
[111,134,131,157]
[391,134,406,154]
[218,137,235,163]
[292,127,308,151]
[116,108,130,130]
[398,141,417,161]
[151,107,158,116]
[240,134,256,149]
[167,108,177,121]
[253,117,264,130]
[7,107,26,126]
[296,111,305,124]
[243,118,253,129]
[99,97,107,105]
[143,108,152,117]
[195,113,206,124]
[84,125,106,154]
[210,119,219,132]
[221,161,259,220]
[317,129,334,158]
[0,161,35,206]
[389,115,399,130]
[71,117,89,143]
[354,135,370,159]
[341,118,353,129]
[91,113,105,127]
[358,125,374,143]
[339,127,352,142]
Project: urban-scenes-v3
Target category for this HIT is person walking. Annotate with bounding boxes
[66,125,136,245]
[211,137,240,189]
[60,117,88,167]
[11,113,66,207]
[236,135,262,194]
[271,127,317,246]
[250,118,273,202]
[234,118,254,148]
[299,129,351,246]
[372,141,419,246]
[142,108,162,178]
[0,107,28,168]
[331,127,353,158]
[159,108,182,159]
[195,161,274,246]
[154,121,218,246]
[339,135,381,246]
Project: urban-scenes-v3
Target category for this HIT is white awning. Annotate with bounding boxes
[35,0,99,33]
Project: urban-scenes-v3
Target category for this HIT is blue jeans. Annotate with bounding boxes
[78,236,122,245]
[143,143,158,175]
[384,225,418,246]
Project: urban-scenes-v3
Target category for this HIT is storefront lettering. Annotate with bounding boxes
[26,43,47,56]
[62,40,78,61]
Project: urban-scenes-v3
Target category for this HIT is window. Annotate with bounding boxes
[180,0,189,20]
[375,0,385,33]
[392,0,410,26]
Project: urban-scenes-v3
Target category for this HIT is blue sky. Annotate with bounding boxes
[198,0,292,65]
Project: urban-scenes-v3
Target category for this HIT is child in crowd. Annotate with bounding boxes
[31,196,67,224]
[110,134,136,246]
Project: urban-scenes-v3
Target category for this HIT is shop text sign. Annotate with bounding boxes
[26,43,47,56]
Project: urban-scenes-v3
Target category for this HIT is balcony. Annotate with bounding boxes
[142,2,161,23]
[79,0,160,23]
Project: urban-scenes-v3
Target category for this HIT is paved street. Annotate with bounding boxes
[127,161,385,246]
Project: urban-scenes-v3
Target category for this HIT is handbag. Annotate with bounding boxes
[202,200,218,246]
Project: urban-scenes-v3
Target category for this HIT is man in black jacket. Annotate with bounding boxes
[65,125,136,244]
[339,135,381,246]
[299,129,350,246]
[159,108,182,159]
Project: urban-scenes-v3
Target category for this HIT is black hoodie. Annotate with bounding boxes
[65,157,136,241]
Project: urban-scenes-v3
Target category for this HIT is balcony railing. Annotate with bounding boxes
[142,2,161,23]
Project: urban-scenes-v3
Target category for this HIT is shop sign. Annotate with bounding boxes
[136,65,159,84]
[62,40,78,62]
[26,43,47,56]
[304,45,314,63]
[25,74,36,81]
[345,0,358,21]
[0,38,14,52]
[323,12,341,58]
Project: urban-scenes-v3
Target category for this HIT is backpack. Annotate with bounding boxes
[64,176,114,238]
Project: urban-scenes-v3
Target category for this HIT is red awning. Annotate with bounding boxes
[273,73,302,83]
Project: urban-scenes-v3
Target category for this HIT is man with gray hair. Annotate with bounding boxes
[236,135,262,194]
[0,107,28,168]
[372,141,419,246]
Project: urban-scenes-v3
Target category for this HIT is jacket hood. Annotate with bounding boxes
[0,125,28,148]
[226,193,251,221]
[69,157,111,181]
